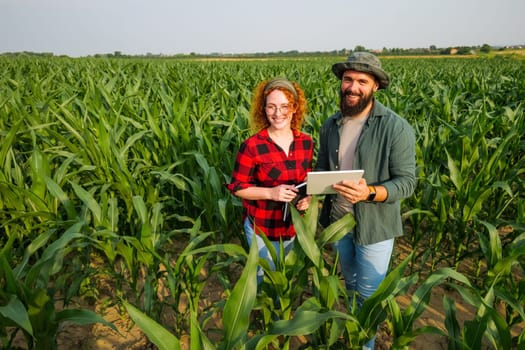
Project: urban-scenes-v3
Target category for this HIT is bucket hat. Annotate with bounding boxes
[332,52,390,89]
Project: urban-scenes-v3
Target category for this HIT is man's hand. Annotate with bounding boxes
[332,178,370,204]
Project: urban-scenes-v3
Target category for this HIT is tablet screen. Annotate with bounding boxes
[306,170,364,195]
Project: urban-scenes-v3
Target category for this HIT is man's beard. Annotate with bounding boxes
[339,89,374,117]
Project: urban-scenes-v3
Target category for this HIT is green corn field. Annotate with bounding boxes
[0,54,524,349]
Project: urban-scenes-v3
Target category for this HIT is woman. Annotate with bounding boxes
[226,78,313,283]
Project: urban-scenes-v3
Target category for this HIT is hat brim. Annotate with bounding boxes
[332,62,390,89]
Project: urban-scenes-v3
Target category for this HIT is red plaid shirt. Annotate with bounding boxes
[226,129,313,240]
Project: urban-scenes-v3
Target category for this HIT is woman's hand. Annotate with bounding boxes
[271,184,298,202]
[295,195,311,211]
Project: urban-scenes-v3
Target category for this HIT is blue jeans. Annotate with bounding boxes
[333,233,394,350]
[244,218,295,284]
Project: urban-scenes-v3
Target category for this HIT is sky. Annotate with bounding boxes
[1,0,523,57]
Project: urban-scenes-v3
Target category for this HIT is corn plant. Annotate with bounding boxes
[0,224,116,350]
[386,58,525,271]
[121,198,403,349]
[122,224,257,350]
[1,55,524,348]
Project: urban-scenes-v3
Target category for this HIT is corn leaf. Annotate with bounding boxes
[220,233,258,350]
[123,301,181,350]
[0,295,33,335]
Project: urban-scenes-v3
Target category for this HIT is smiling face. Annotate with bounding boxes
[265,89,294,132]
[339,70,379,117]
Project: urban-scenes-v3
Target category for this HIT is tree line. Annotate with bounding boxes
[1,43,522,59]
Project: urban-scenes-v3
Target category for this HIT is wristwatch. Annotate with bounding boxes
[367,185,376,201]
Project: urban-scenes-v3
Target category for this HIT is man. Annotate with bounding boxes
[315,52,416,349]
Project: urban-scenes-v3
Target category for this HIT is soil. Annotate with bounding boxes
[11,237,523,350]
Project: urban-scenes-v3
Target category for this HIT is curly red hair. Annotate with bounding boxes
[249,79,307,132]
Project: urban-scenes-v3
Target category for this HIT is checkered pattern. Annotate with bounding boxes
[226,128,313,240]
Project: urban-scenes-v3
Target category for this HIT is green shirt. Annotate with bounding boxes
[315,100,416,245]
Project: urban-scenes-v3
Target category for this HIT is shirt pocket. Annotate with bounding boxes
[256,161,283,184]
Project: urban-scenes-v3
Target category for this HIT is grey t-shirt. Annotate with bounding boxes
[330,114,368,222]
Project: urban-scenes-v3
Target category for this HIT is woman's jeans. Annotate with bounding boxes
[333,232,394,350]
[244,218,295,285]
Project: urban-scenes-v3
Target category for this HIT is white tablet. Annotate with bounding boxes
[306,170,364,195]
